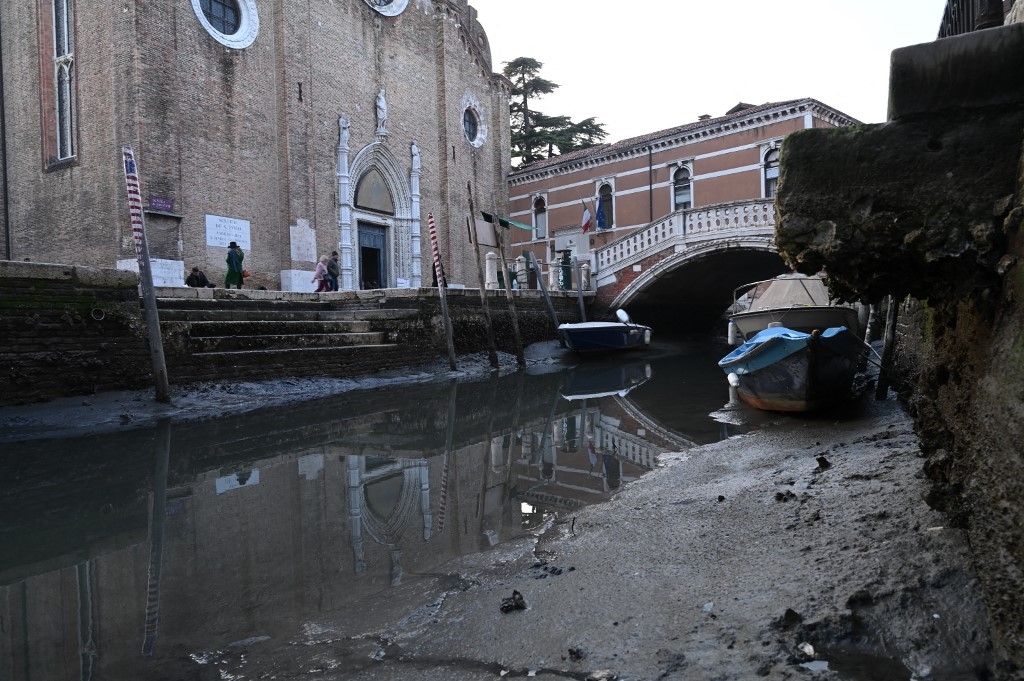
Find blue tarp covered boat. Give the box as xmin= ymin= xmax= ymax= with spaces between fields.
xmin=717 ymin=326 xmax=864 ymax=412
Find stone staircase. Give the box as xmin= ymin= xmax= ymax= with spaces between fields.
xmin=153 ymin=289 xmax=428 ymax=384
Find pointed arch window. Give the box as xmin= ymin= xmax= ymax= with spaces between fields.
xmin=764 ymin=148 xmax=780 ymax=199
xmin=43 ymin=0 xmax=76 ymax=164
xmin=673 ymin=167 xmax=692 ymax=210
xmin=533 ymin=196 xmax=547 ymax=239
xmin=355 ymin=168 xmax=395 ymax=214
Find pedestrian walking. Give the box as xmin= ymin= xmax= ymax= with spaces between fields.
xmin=326 ymin=251 xmax=341 ymax=291
xmin=225 ymin=242 xmax=245 ymax=289
xmin=312 ymin=255 xmax=331 ymax=292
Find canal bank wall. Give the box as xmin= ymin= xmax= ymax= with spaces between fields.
xmin=0 ymin=260 xmax=589 ymax=406
xmin=774 ymin=20 xmax=1024 ymax=674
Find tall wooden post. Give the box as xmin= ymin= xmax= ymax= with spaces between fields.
xmin=573 ymin=256 xmax=586 ymax=322
xmin=492 ymin=204 xmax=526 ymax=367
xmin=875 ymin=295 xmax=899 ymax=400
xmin=466 ymin=183 xmax=499 ymax=368
xmin=122 ymin=147 xmax=170 ymax=403
xmin=527 ymin=251 xmax=560 ymax=331
xmin=427 ymin=213 xmax=457 ymax=371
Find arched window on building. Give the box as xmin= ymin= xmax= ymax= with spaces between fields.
xmin=673 ymin=167 xmax=692 ymax=211
xmin=597 ymin=184 xmax=613 ymax=229
xmin=533 ymin=196 xmax=547 ymax=239
xmin=53 ymin=0 xmax=76 ymax=161
xmin=764 ymin=148 xmax=780 ymax=199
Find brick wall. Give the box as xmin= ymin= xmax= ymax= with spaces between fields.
xmin=0 ymin=262 xmax=153 ymax=405
xmin=0 ymin=262 xmax=583 ymax=406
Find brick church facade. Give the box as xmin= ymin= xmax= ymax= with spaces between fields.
xmin=0 ymin=0 xmax=510 ymax=290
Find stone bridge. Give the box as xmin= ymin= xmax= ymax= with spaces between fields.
xmin=592 ymin=199 xmax=790 ymax=332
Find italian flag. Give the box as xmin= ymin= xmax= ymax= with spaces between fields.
xmin=581 ymin=200 xmax=593 ymax=233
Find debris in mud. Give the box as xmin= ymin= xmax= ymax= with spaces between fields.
xmin=528 ymin=560 xmax=573 ymax=579
xmin=773 ymin=608 xmax=804 ymax=630
xmin=500 ymin=590 xmax=526 ymax=613
xmin=567 ymin=646 xmax=588 ymax=662
xmin=775 ymin=490 xmax=797 ymax=502
xmin=816 ymin=455 xmax=832 ymax=470
xmin=586 ymin=671 xmax=616 ymax=681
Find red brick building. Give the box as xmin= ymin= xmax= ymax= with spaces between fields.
xmin=507 ymin=99 xmax=858 ymax=274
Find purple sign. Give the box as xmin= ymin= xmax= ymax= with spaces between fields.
xmin=149 ymin=195 xmax=174 ymax=212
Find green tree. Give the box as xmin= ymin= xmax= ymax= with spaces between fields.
xmin=502 ymin=57 xmax=606 ymax=165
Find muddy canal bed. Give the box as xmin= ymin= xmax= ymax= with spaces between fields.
xmin=0 ymin=345 xmax=994 ymax=680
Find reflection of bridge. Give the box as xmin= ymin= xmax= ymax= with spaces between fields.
xmin=593 ymin=199 xmax=790 ymax=331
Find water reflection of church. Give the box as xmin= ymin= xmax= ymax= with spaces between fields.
xmin=0 ymin=372 xmax=696 ymax=677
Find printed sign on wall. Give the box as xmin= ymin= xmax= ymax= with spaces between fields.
xmin=205 ymin=214 xmax=251 ymax=250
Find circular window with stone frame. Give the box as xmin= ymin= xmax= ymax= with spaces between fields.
xmin=191 ymin=0 xmax=259 ymax=50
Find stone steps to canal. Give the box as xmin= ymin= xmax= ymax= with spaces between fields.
xmin=152 ymin=287 xmax=425 ymax=383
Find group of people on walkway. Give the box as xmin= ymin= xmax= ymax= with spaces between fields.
xmin=187 ymin=244 xmax=342 ymax=292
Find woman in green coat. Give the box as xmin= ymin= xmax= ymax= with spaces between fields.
xmin=225 ymin=241 xmax=245 ymax=289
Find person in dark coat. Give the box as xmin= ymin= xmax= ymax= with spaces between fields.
xmin=225 ymin=241 xmax=245 ymax=289
xmin=185 ymin=266 xmax=214 ymax=288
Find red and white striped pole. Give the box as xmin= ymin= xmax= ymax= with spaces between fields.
xmin=427 ymin=213 xmax=457 ymax=370
xmin=427 ymin=212 xmax=445 ymax=288
xmin=122 ymin=146 xmax=169 ymax=402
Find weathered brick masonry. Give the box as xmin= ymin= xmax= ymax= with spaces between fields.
xmin=1 ymin=262 xmax=584 ymax=406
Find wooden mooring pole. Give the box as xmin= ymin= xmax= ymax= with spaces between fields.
xmin=427 ymin=213 xmax=457 ymax=371
xmin=122 ymin=147 xmax=170 ymax=403
xmin=492 ymin=203 xmax=526 ymax=368
xmin=466 ymin=183 xmax=499 ymax=368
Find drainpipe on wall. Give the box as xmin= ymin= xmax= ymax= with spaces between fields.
xmin=648 ymin=146 xmax=653 ymax=223
xmin=0 ymin=12 xmax=11 ymax=261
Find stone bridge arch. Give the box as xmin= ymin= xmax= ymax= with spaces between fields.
xmin=600 ymin=236 xmax=788 ymax=333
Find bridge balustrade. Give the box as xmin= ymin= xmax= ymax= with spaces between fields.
xmin=594 ymin=199 xmax=776 ymax=279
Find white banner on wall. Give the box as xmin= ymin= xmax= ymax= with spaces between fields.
xmin=206 ymin=214 xmax=251 ymax=249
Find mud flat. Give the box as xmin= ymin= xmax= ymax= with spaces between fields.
xmin=185 ymin=393 xmax=994 ymax=681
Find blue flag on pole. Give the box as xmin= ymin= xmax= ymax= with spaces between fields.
xmin=596 ymin=200 xmax=606 ymax=229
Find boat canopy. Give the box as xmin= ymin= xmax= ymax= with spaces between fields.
xmin=745 ymin=275 xmax=831 ymax=311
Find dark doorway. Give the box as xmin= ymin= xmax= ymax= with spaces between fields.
xmin=359 ymin=223 xmax=387 ymax=289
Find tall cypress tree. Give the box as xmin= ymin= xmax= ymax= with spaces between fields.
xmin=502 ymin=57 xmax=607 ymax=166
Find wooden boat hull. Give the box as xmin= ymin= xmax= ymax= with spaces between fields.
xmin=718 ymin=326 xmax=863 ymax=412
xmin=558 ymin=321 xmax=652 ymax=354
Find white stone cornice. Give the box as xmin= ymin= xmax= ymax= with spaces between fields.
xmin=508 ymin=98 xmax=861 ymax=187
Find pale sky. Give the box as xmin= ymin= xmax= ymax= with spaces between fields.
xmin=469 ymin=0 xmax=949 ymax=143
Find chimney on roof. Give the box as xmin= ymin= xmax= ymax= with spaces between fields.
xmin=698 ymin=114 xmax=711 ymax=121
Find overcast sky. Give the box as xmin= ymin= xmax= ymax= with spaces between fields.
xmin=469 ymin=0 xmax=949 ymax=143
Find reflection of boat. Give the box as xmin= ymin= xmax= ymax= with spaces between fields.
xmin=560 ymin=361 xmax=653 ymax=401
xmin=717 ymin=326 xmax=865 ymax=412
xmin=727 ymin=273 xmax=861 ymax=344
xmin=558 ymin=309 xmax=653 ymax=354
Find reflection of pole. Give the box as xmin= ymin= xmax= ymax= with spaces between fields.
xmin=427 ymin=213 xmax=457 ymax=371
xmin=347 ymin=455 xmax=366 ymax=573
xmin=122 ymin=147 xmax=169 ymax=403
xmin=142 ymin=419 xmax=171 ymax=657
xmin=437 ymin=380 xmax=457 ymax=532
xmin=77 ymin=561 xmax=96 ymax=679
xmin=466 ymin=183 xmax=499 ymax=368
